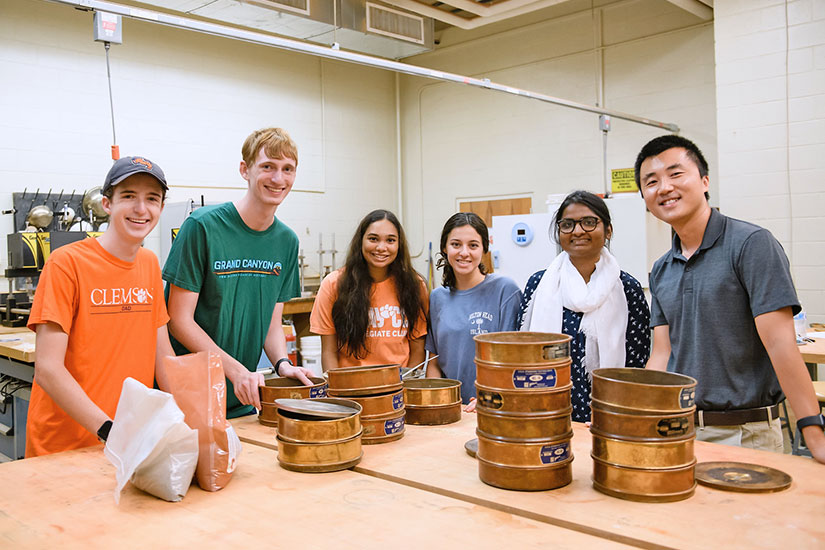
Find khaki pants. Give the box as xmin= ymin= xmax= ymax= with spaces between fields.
xmin=696 ymin=417 xmax=784 ymax=453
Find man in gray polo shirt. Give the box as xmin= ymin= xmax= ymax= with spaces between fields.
xmin=637 ymin=135 xmax=824 ymax=464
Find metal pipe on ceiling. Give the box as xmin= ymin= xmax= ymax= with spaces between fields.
xmin=47 ymin=0 xmax=679 ymax=133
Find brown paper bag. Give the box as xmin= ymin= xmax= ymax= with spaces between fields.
xmin=163 ymin=351 xmax=241 ymax=491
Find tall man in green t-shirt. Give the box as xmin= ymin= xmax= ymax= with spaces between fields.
xmin=163 ymin=128 xmax=314 ymax=418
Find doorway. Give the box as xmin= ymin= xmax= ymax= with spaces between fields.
xmin=457 ymin=197 xmax=532 ymax=272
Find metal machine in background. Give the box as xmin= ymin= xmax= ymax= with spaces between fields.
xmin=490 ymin=194 xmax=671 ymax=290
xmin=3 ymin=188 xmax=107 ymax=327
xmin=158 ymin=198 xmax=214 ymax=267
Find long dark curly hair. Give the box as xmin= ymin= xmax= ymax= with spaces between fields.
xmin=436 ymin=212 xmax=489 ymax=290
xmin=331 ymin=209 xmax=426 ymax=359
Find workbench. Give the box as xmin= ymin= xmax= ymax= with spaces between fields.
xmin=232 ymin=414 xmax=825 ymax=550
xmin=0 ymin=435 xmax=630 ymax=549
xmin=800 ymin=337 xmax=825 ymax=380
xmin=3 ymin=326 xmax=824 ymax=548
xmin=2 ymin=407 xmax=823 ymax=548
xmin=283 ymin=296 xmax=315 ymax=338
xmin=0 ymin=327 xmax=36 ymax=373
xmin=0 ymin=328 xmax=34 ymax=461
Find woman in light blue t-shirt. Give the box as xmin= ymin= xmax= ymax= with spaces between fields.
xmin=425 ymin=213 xmax=522 ymax=409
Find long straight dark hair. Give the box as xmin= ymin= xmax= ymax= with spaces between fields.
xmin=436 ymin=212 xmax=488 ymax=290
xmin=331 ymin=209 xmax=426 ymax=359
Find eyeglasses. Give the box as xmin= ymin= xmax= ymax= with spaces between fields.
xmin=557 ymin=216 xmax=600 ymax=234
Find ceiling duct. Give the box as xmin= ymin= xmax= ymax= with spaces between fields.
xmin=366 ymin=2 xmax=425 ymax=45
xmin=260 ymin=0 xmax=311 ymax=16
xmin=134 ymin=0 xmax=433 ymax=59
xmin=311 ymin=0 xmax=434 ymax=58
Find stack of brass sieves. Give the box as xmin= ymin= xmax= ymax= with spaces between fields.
xmin=590 ymin=368 xmax=698 ymax=502
xmin=327 ymin=364 xmax=406 ymax=444
xmin=473 ymin=332 xmax=574 ymax=491
xmin=276 ymin=398 xmax=363 ymax=472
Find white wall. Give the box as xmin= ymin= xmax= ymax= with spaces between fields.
xmin=399 ymin=0 xmax=717 ymax=280
xmin=0 ymin=0 xmax=399 ymax=282
xmin=715 ymin=0 xmax=825 ymax=322
xmin=6 ymin=0 xmax=820 ymax=323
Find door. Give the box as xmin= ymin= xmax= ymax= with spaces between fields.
xmin=458 ymin=197 xmax=532 ymax=272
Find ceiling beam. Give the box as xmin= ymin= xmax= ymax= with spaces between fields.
xmin=663 ymin=0 xmax=713 ymax=20
xmin=384 ymin=0 xmax=577 ymax=29
xmin=436 ymin=0 xmax=569 ymax=18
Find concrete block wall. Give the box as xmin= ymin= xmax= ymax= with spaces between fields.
xmin=715 ymin=0 xmax=825 ymax=322
xmin=0 ymin=0 xmax=399 ymax=283
xmin=399 ymin=0 xmax=717 ymax=279
xmin=5 ymin=0 xmax=820 ymax=323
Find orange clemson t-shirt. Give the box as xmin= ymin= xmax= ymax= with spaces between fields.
xmin=310 ymin=269 xmax=428 ymax=369
xmin=25 ymin=238 xmax=168 ymax=457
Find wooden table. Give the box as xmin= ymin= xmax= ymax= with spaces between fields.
xmin=232 ymin=414 xmax=825 ymax=550
xmin=0 ymin=438 xmax=629 ymax=549
xmin=800 ymin=337 xmax=825 ymax=364
xmin=0 ymin=328 xmax=35 ymax=363
xmin=799 ymin=337 xmax=825 ymax=381
xmin=0 ymin=328 xmax=35 ymax=460
xmin=283 ymin=296 xmax=315 ymax=338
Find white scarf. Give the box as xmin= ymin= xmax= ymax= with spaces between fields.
xmin=522 ymin=248 xmax=627 ymax=377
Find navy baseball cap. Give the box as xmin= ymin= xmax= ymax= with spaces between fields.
xmin=103 ymin=156 xmax=168 ymax=194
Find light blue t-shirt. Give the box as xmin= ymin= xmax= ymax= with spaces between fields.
xmin=425 ymin=274 xmax=522 ymax=404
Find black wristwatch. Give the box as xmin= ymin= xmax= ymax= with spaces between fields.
xmin=274 ymin=358 xmax=293 ymax=376
xmin=97 ymin=420 xmax=113 ymax=443
xmin=797 ymin=413 xmax=825 ymax=430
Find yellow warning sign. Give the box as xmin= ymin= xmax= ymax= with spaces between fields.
xmin=611 ymin=168 xmax=638 ymax=193
xmin=171 ymin=228 xmax=180 ymax=241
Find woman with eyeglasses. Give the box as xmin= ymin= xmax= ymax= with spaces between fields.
xmin=518 ymin=190 xmax=650 ymax=422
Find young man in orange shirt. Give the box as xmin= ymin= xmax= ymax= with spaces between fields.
xmin=25 ymin=156 xmax=174 ymax=457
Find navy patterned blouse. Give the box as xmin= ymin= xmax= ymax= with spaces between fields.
xmin=517 ymin=270 xmax=651 ymax=422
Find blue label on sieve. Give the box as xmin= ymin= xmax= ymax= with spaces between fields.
xmin=392 ymin=393 xmax=404 ymax=410
xmin=384 ymin=417 xmax=405 ymax=435
xmin=512 ymin=368 xmax=557 ymax=389
xmin=310 ymin=385 xmax=328 ymax=398
xmin=539 ymin=442 xmax=570 ymax=464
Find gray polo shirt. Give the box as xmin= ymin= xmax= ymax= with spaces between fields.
xmin=649 ymin=208 xmax=800 ymax=411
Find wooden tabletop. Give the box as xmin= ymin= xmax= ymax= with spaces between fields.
xmin=0 ymin=328 xmax=35 ymax=363
xmin=282 ymin=296 xmax=315 ymax=315
xmin=232 ymin=414 xmax=825 ymax=550
xmin=800 ymin=336 xmax=825 ymax=364
xmin=0 ymin=438 xmax=629 ymax=549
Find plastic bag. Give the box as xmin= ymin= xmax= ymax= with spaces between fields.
xmin=163 ymin=351 xmax=241 ymax=491
xmin=104 ymin=377 xmax=199 ymax=503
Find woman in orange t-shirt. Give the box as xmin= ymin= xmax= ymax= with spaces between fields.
xmin=310 ymin=209 xmax=427 ymax=371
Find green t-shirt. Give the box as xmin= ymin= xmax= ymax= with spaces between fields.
xmin=162 ymin=202 xmax=300 ymax=418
